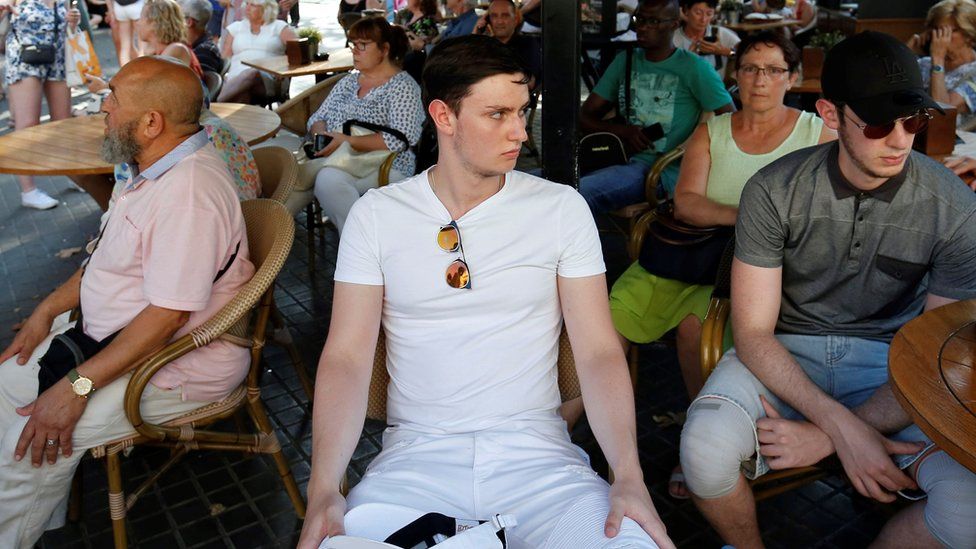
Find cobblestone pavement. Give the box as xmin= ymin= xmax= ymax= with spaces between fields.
xmin=0 ymin=3 xmax=899 ymax=547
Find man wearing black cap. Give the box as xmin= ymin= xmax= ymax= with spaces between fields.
xmin=678 ymin=31 xmax=976 ymax=546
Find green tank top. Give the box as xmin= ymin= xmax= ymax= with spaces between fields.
xmin=704 ymin=110 xmax=823 ymax=207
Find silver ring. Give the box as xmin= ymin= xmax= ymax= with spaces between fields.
xmin=46 ymin=439 xmax=57 ymax=447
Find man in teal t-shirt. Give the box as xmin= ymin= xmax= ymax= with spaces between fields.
xmin=579 ymin=0 xmax=733 ymax=215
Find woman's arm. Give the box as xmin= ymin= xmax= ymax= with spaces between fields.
xmin=673 ymin=122 xmax=738 ymax=227
xmin=279 ymin=22 xmax=297 ymax=45
xmin=220 ymin=29 xmax=234 ymax=59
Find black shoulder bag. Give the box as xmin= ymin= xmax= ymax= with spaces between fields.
xmin=637 ymin=200 xmax=733 ymax=286
xmin=18 ymin=1 xmax=60 ymax=65
xmin=579 ymin=47 xmax=632 ymax=175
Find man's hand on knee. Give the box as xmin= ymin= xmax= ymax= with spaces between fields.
xmin=0 ymin=306 xmax=56 ymax=365
xmin=14 ymin=382 xmax=86 ymax=466
xmin=605 ymin=477 xmax=675 ymax=549
xmin=757 ymin=396 xmax=834 ymax=469
xmin=823 ymin=410 xmax=926 ymax=503
xmin=297 ymin=491 xmax=347 ymax=549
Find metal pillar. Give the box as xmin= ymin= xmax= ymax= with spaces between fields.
xmin=540 ymin=0 xmax=581 ymax=186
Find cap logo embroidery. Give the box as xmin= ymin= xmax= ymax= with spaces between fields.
xmin=882 ymin=58 xmax=908 ymax=85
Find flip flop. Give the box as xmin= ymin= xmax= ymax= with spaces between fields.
xmin=668 ymin=469 xmax=690 ymax=500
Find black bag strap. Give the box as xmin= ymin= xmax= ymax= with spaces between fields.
xmin=342 ymin=119 xmax=411 ymax=151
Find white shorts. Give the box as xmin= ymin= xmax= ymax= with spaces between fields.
xmin=112 ymin=0 xmax=145 ymax=22
xmin=347 ymin=421 xmax=657 ymax=549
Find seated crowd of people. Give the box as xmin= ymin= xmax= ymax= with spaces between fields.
xmin=2 ymin=0 xmax=976 ymax=547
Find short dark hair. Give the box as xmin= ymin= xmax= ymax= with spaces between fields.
xmin=639 ymin=0 xmax=680 ymax=11
xmin=422 ymin=35 xmax=531 ymax=114
xmin=348 ymin=16 xmax=409 ymax=67
xmin=734 ymin=30 xmax=801 ymax=73
xmin=679 ymin=0 xmax=717 ymax=10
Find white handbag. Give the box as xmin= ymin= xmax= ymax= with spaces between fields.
xmin=296 ymin=120 xmax=411 ymax=190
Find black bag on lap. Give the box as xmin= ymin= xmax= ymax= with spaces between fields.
xmin=638 ymin=200 xmax=733 ymax=286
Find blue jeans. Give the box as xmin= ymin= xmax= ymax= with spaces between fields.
xmin=692 ymin=334 xmax=932 ymax=478
xmin=577 ymin=158 xmax=678 ymax=216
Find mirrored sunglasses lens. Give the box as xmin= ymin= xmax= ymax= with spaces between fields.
xmin=437 ymin=225 xmax=460 ymax=252
xmin=445 ymin=259 xmax=470 ymax=289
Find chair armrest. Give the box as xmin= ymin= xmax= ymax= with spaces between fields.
xmin=122 ymin=334 xmax=202 ymax=442
xmin=378 ymin=151 xmax=399 ymax=187
xmin=627 ymin=209 xmax=657 ymax=262
xmin=643 ymin=145 xmax=685 ymax=205
xmin=699 ymin=296 xmax=730 ymax=380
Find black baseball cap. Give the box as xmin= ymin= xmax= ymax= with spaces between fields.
xmin=821 ymin=31 xmax=944 ymax=125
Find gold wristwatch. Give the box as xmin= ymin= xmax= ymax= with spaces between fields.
xmin=67 ymin=369 xmax=95 ymax=399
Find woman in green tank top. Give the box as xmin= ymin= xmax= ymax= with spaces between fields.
xmin=607 ymin=31 xmax=836 ymax=499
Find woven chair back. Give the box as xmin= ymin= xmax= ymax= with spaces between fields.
xmin=365 ymin=327 xmax=581 ymax=421
xmin=253 ymin=146 xmax=298 ymax=203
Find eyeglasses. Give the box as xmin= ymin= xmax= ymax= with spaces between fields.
xmin=633 ymin=15 xmax=677 ymax=27
xmin=437 ymin=221 xmax=471 ymax=289
xmin=845 ymin=108 xmax=933 ymax=139
xmin=688 ymin=8 xmax=715 ymax=18
xmin=349 ymin=40 xmax=374 ymax=51
xmin=738 ymin=65 xmax=790 ymax=78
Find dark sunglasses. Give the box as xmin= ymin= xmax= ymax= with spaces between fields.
xmin=846 ymin=108 xmax=933 ymax=140
xmin=437 ymin=221 xmax=471 ymax=290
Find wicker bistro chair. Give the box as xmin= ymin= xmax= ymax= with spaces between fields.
xmin=250 ymin=147 xmax=316 ymax=400
xmin=275 ymin=75 xmax=400 ymax=280
xmin=87 ymin=199 xmax=305 ymax=548
xmin=340 ymin=327 xmax=583 ymax=495
xmin=698 ymin=236 xmax=829 ymax=501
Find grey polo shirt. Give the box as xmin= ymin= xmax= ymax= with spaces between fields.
xmin=735 ymin=142 xmax=976 ymax=341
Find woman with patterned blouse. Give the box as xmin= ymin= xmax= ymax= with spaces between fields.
xmin=307 ymin=17 xmax=424 ymax=234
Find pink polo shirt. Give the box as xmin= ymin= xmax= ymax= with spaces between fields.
xmin=80 ymin=137 xmax=255 ymax=402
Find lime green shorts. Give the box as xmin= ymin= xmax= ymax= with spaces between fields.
xmin=610 ymin=261 xmax=729 ymax=346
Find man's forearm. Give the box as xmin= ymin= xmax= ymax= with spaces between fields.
xmin=736 ymin=332 xmax=849 ymax=431
xmin=75 ymin=304 xmax=189 ymax=390
xmin=576 ymin=349 xmax=643 ymax=479
xmin=852 ymin=383 xmax=913 ymax=434
xmin=306 ymin=349 xmax=372 ymax=502
xmin=37 ymin=268 xmax=84 ymax=321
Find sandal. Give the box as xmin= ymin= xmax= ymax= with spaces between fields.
xmin=668 ymin=466 xmax=690 ymax=500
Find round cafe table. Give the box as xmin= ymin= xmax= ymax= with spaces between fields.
xmin=0 ymin=103 xmax=281 ymax=176
xmin=889 ymin=299 xmax=976 ymax=473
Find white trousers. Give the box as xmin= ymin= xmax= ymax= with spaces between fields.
xmin=0 ymin=313 xmax=205 ymax=549
xmin=313 ymin=166 xmax=406 ymax=234
xmin=346 ymin=421 xmax=657 ymax=549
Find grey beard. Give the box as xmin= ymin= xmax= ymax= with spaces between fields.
xmin=100 ymin=121 xmax=142 ymax=165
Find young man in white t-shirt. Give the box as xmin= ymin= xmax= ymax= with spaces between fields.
xmin=297 ymin=36 xmax=674 ymax=549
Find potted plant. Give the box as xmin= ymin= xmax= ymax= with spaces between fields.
xmin=297 ymin=26 xmax=324 ymax=61
xmin=803 ymin=30 xmax=845 ymax=80
xmin=719 ymin=0 xmax=740 ymax=25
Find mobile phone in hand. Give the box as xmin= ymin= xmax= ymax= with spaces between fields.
xmin=642 ymin=123 xmax=664 ymax=142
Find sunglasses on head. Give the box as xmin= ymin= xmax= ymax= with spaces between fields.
xmin=841 ymin=105 xmax=933 ymax=139
xmin=437 ymin=221 xmax=471 ymax=290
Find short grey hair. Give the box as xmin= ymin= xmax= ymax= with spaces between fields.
xmin=462 ymin=0 xmax=478 ymax=7
xmin=181 ymin=0 xmax=212 ymax=28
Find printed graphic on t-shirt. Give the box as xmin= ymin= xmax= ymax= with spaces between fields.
xmin=618 ymin=71 xmax=677 ymax=151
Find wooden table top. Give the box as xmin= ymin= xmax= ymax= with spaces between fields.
xmin=726 ymin=18 xmax=801 ymax=32
xmin=242 ymin=48 xmax=354 ymax=78
xmin=789 ymin=77 xmax=821 ymax=95
xmin=890 ymin=299 xmax=976 ymax=473
xmin=0 ymin=103 xmax=280 ymax=176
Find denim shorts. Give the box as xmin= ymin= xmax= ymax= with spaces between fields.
xmin=690 ymin=334 xmax=933 ymax=480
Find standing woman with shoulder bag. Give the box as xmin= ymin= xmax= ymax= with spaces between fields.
xmin=2 ymin=0 xmax=80 ymax=210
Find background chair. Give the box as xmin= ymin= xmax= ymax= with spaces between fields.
xmin=203 ymin=70 xmax=223 ymax=102
xmin=610 ymin=145 xmax=686 ymax=243
xmin=274 ymin=75 xmax=399 ymax=279
xmin=699 ymin=236 xmax=829 ymax=501
xmin=87 ymin=199 xmax=305 ymax=547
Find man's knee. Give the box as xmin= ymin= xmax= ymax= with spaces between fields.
xmin=918 ymin=451 xmax=976 ymax=547
xmin=680 ymin=397 xmax=755 ymax=499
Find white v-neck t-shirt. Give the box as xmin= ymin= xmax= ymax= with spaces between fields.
xmin=335 ymin=169 xmax=605 ymax=435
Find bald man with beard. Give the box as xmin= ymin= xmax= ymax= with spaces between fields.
xmin=0 ymin=57 xmax=254 ymax=548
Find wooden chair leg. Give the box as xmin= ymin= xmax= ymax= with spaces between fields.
xmin=246 ymin=395 xmax=307 ymax=517
xmin=305 ymin=202 xmax=316 ymax=282
xmin=270 ymin=304 xmax=315 ymax=402
xmin=105 ymin=452 xmax=128 ymax=549
xmin=628 ymin=345 xmax=639 ymax=391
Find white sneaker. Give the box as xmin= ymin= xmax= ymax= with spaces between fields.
xmin=21 ymin=189 xmax=59 ymax=210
